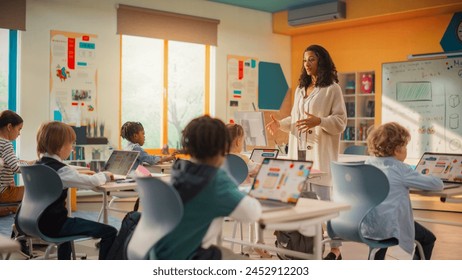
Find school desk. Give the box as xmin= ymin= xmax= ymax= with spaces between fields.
xmin=94 ymin=174 xmax=170 ymax=224
xmin=411 ymin=186 xmax=462 ymax=227
xmin=222 ymin=198 xmax=350 ymax=260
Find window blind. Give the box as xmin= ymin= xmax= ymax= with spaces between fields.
xmin=117 ymin=4 xmax=220 ymax=46
xmin=0 ymin=0 xmax=26 ymax=31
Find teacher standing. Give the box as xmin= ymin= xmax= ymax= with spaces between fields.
xmin=266 ymin=45 xmax=347 ymax=260
xmin=267 ymin=44 xmax=346 ymax=186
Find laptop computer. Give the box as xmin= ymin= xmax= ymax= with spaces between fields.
xmin=104 ymin=150 xmax=140 ymax=181
xmin=249 ymin=148 xmax=279 ymax=163
xmin=249 ymin=158 xmax=313 ymax=212
xmin=414 ymin=152 xmax=462 ymax=189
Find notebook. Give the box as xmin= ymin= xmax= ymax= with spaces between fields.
xmin=249 ymin=158 xmax=313 ymax=212
xmin=414 ymin=152 xmax=462 ymax=189
xmin=104 ymin=150 xmax=140 ymax=180
xmin=249 ymin=148 xmax=279 ymax=163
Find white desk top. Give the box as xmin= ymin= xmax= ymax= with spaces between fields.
xmin=410 ymin=185 xmax=462 ymax=198
xmin=95 ymin=174 xmax=170 ymax=192
xmin=259 ymin=198 xmax=350 ymax=224
xmin=338 ymin=154 xmax=370 ymax=162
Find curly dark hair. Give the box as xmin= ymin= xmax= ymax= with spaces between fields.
xmin=298 ymin=44 xmax=338 ymax=89
xmin=367 ymin=122 xmax=410 ymax=157
xmin=182 ymin=115 xmax=230 ymax=160
xmin=121 ymin=121 xmax=143 ymax=142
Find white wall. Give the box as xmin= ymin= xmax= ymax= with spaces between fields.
xmin=19 ymin=0 xmax=290 ymax=159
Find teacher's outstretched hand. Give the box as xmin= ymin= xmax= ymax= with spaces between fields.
xmin=266 ymin=114 xmax=280 ymax=136
xmin=296 ymin=111 xmax=321 ymax=133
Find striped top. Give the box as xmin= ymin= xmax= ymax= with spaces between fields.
xmin=0 ymin=138 xmax=20 ymax=192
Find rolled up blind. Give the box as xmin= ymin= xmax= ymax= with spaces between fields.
xmin=117 ymin=4 xmax=220 ymax=46
xmin=0 ymin=0 xmax=26 ymax=31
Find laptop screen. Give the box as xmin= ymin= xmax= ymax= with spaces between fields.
xmin=415 ymin=152 xmax=462 ymax=184
xmin=249 ymin=158 xmax=313 ymax=204
xmin=250 ymin=148 xmax=279 ymax=163
xmin=104 ymin=150 xmax=140 ymax=176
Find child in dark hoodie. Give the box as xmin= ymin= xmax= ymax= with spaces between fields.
xmin=154 ymin=115 xmax=261 ymax=260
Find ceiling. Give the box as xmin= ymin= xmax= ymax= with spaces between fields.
xmin=207 ymin=0 xmax=334 ymax=13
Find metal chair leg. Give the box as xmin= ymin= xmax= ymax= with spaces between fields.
xmin=415 ymin=241 xmax=425 ymax=260
xmin=368 ymin=247 xmax=380 ymax=260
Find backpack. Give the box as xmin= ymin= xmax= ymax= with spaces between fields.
xmin=274 ymin=190 xmax=321 ymax=260
xmin=106 ymin=211 xmax=141 ymax=260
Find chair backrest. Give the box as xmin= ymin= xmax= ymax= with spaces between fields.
xmin=18 ymin=165 xmax=65 ymax=241
xmin=343 ymin=145 xmax=368 ymax=155
xmin=221 ymin=154 xmax=248 ymax=185
xmin=127 ymin=177 xmax=183 ymax=260
xmin=328 ymin=162 xmax=390 ymax=245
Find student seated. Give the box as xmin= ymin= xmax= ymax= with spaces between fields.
xmin=120 ymin=121 xmax=176 ymax=170
xmin=155 ymin=115 xmax=262 ymax=260
xmin=35 ymin=121 xmax=117 ymax=260
xmin=0 ymin=110 xmax=35 ymax=216
xmin=364 ymin=122 xmax=443 ymax=260
xmin=226 ymin=123 xmax=259 ymax=178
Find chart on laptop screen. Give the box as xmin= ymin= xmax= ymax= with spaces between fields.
xmin=415 ymin=153 xmax=462 ymax=183
xmin=251 ymin=159 xmax=313 ymax=203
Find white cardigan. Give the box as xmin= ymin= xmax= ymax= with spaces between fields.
xmin=279 ymin=83 xmax=347 ymax=186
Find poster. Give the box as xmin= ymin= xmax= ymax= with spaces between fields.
xmin=226 ymin=55 xmax=258 ymax=123
xmin=50 ymin=30 xmax=98 ymax=126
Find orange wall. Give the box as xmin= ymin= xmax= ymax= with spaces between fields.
xmin=290 ymin=13 xmax=453 ymax=124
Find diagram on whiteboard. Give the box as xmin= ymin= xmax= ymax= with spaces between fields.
xmin=382 ymin=58 xmax=462 ymax=159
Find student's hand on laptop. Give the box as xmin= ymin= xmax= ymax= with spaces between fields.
xmin=102 ymin=171 xmax=114 ymax=181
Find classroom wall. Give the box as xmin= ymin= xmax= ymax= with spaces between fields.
xmin=280 ymin=0 xmax=460 ymax=127
xmin=18 ymin=0 xmax=291 ymax=159
xmin=289 ymin=13 xmax=454 ymax=126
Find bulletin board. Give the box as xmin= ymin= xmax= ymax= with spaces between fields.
xmin=50 ymin=30 xmax=98 ymax=126
xmin=226 ymin=55 xmax=258 ymax=123
xmin=382 ymin=57 xmax=462 ymax=159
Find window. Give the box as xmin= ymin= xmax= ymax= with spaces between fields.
xmin=0 ymin=28 xmax=18 ymax=112
xmin=121 ymin=35 xmax=212 ymax=150
xmin=0 ymin=28 xmax=10 ymax=110
xmin=167 ymin=41 xmax=206 ymax=149
xmin=0 ymin=28 xmax=20 ymax=183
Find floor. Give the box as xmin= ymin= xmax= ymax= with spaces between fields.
xmin=6 ymin=193 xmax=462 ymax=260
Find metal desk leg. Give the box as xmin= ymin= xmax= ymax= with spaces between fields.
xmin=102 ymin=191 xmax=108 ymax=224
xmin=313 ymin=224 xmax=322 ymax=260
xmin=67 ymin=188 xmax=72 ymax=216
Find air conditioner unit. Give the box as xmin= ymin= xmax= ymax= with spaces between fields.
xmin=288 ymin=1 xmax=346 ymax=26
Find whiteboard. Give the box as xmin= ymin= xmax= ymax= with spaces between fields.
xmin=382 ymin=58 xmax=462 ymax=159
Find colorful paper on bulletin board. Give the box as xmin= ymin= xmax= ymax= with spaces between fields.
xmin=50 ymin=30 xmax=98 ymax=127
xmin=226 ymin=55 xmax=258 ymax=123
